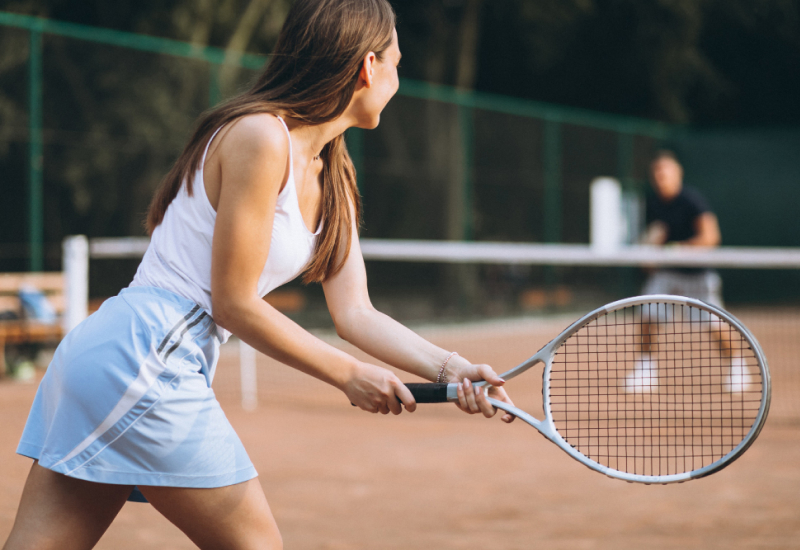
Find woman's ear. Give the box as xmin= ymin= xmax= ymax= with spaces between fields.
xmin=359 ymin=51 xmax=377 ymax=88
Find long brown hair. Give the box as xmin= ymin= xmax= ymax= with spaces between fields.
xmin=146 ymin=0 xmax=396 ymax=283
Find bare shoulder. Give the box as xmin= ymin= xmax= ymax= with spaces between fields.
xmin=217 ymin=113 xmax=289 ymax=165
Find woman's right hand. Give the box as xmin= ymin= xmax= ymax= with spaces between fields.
xmin=344 ymin=362 xmax=417 ymax=415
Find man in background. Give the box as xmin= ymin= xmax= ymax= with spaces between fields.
xmin=640 ymin=149 xmax=722 ymax=303
xmin=626 ymin=150 xmax=748 ymax=393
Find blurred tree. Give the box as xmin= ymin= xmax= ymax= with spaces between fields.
xmin=0 ymin=0 xmax=289 ymax=270
xmin=392 ymin=0 xmax=487 ymax=244
xmin=466 ymin=0 xmax=800 ymax=124
xmin=391 ymin=0 xmax=489 ymax=303
xmin=698 ymin=0 xmax=800 ymax=124
xmin=392 ymin=0 xmax=800 ymax=124
xmin=0 ymin=0 xmax=798 ymax=272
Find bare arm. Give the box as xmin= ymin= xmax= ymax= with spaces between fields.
xmin=642 ymin=213 xmax=720 ymax=248
xmin=323 ymin=215 xmax=515 ymax=422
xmin=641 ymin=221 xmax=668 ymax=245
xmin=683 ymin=212 xmax=721 ymax=247
xmin=209 ymin=115 xmax=414 ymax=414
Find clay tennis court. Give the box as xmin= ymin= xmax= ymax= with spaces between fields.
xmin=0 ymin=308 xmax=798 ymax=549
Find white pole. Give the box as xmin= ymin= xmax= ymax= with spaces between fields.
xmin=62 ymin=235 xmax=89 ymax=333
xmin=239 ymin=339 xmax=258 ymax=410
xmin=590 ymin=177 xmax=624 ymax=252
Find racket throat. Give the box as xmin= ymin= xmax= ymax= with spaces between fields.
xmin=486 ymin=397 xmax=549 ymax=434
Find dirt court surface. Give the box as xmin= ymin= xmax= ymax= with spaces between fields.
xmin=0 ymin=310 xmax=798 ymax=549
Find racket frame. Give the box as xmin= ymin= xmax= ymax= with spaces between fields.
xmin=460 ymin=294 xmax=771 ymax=484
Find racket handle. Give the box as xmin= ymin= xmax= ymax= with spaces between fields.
xmin=349 ymin=383 xmax=455 ymax=407
xmin=404 ymin=383 xmax=452 ymax=403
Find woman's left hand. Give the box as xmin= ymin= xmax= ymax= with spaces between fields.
xmin=447 ymin=362 xmax=516 ymax=423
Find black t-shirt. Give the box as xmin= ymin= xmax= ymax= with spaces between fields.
xmin=646 ymin=186 xmax=711 ymax=243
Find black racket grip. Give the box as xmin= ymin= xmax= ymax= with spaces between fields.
xmin=349 ymin=383 xmax=451 ymax=407
xmin=404 ymin=383 xmax=450 ymax=403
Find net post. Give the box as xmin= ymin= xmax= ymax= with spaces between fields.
xmin=590 ymin=177 xmax=624 ymax=252
xmin=239 ymin=339 xmax=258 ymax=410
xmin=62 ymin=235 xmax=89 ymax=333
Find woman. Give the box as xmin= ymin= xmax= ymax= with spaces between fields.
xmin=4 ymin=1 xmax=513 ymax=548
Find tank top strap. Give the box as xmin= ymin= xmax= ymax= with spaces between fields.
xmin=201 ymin=126 xmax=225 ymax=168
xmin=201 ymin=116 xmax=291 ymax=170
xmin=275 ymin=115 xmax=294 ymax=165
xmin=274 ymin=116 xmax=294 ymax=182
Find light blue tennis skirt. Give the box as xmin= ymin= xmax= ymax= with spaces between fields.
xmin=17 ymin=286 xmax=257 ymax=502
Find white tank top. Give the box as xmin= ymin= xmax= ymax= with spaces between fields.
xmin=131 ymin=116 xmax=322 ymax=342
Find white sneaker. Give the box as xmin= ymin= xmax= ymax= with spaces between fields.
xmin=626 ymin=355 xmax=658 ymax=393
xmin=724 ymin=356 xmax=752 ymax=393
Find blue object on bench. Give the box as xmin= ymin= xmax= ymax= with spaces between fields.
xmin=18 ymin=286 xmax=58 ymax=324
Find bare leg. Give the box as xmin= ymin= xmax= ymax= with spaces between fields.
xmin=640 ymin=321 xmax=659 ymax=354
xmin=710 ymin=325 xmax=734 ymax=358
xmin=709 ymin=320 xmax=752 ymax=392
xmin=140 ymin=478 xmax=282 ymax=550
xmin=3 ymin=462 xmax=131 ymax=550
xmin=626 ymin=321 xmax=661 ymax=393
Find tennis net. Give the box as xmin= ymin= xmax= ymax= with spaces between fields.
xmin=77 ymin=236 xmax=800 ymax=424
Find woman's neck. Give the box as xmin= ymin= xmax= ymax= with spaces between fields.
xmin=284 ymin=115 xmax=355 ymax=162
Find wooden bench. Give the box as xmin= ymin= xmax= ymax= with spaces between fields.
xmin=0 ymin=272 xmax=65 ymax=375
xmin=0 ymin=272 xmax=305 ymax=375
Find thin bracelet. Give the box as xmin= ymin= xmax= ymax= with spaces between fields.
xmin=436 ymin=352 xmax=458 ymax=383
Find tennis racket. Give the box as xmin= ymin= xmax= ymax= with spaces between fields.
xmin=405 ymin=295 xmax=771 ymax=484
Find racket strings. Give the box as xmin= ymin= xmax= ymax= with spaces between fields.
xmin=548 ymin=303 xmax=763 ymax=477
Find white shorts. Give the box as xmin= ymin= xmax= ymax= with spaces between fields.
xmin=640 ymin=270 xmax=723 ymax=325
xmin=17 ymin=286 xmax=257 ymax=502
xmin=642 ymin=269 xmax=723 ymax=307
